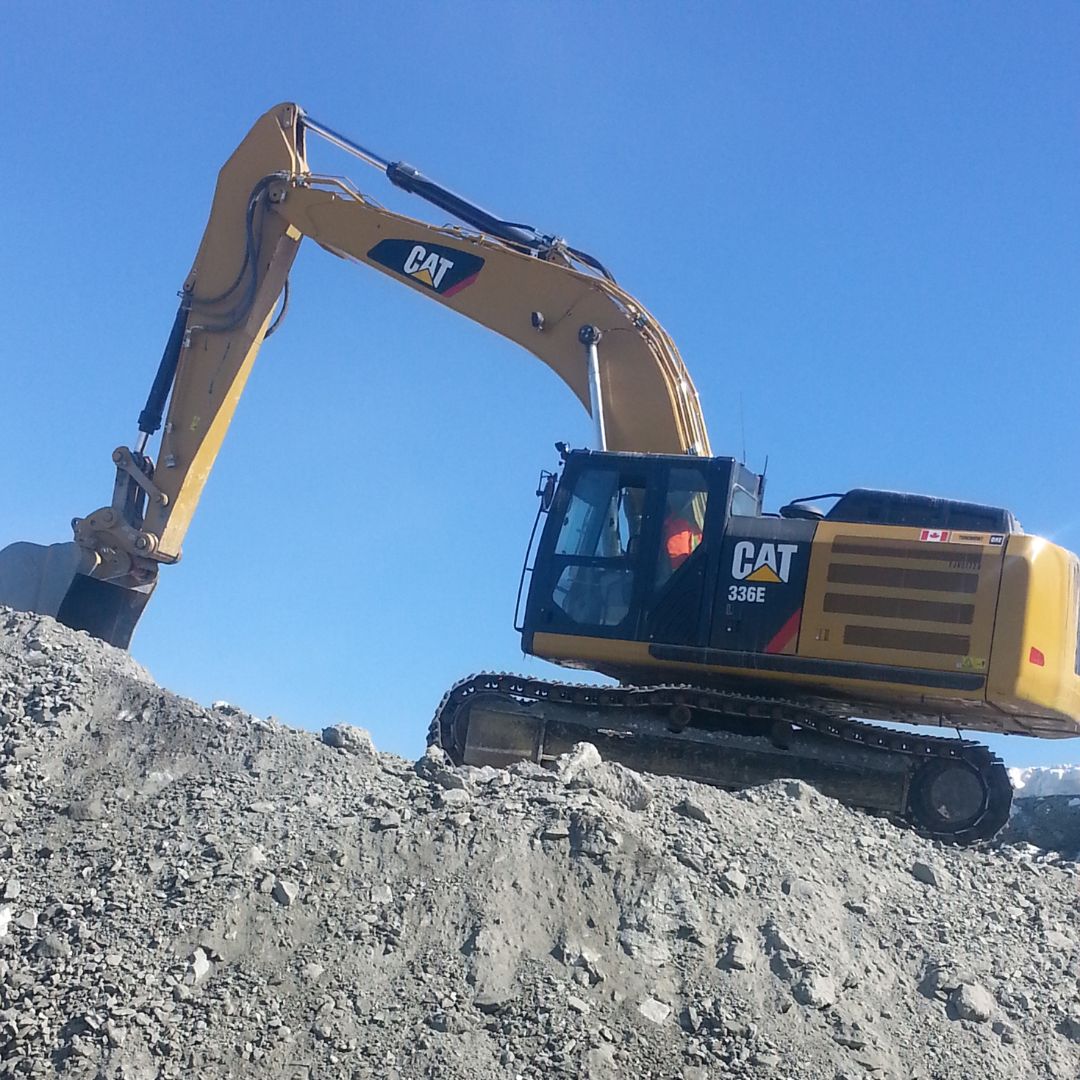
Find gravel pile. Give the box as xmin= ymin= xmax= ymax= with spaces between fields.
xmin=2 ymin=607 xmax=1079 ymax=1079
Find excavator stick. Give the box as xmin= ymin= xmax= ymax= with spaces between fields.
xmin=0 ymin=541 xmax=154 ymax=649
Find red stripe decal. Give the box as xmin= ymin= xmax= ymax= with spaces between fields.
xmin=442 ymin=272 xmax=479 ymax=298
xmin=765 ymin=607 xmax=802 ymax=655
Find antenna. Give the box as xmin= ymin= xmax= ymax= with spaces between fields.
xmin=739 ymin=393 xmax=747 ymax=464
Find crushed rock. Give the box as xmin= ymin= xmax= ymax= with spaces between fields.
xmin=0 ymin=607 xmax=1078 ymax=1078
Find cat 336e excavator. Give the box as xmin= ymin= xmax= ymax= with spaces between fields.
xmin=2 ymin=104 xmax=1079 ymax=844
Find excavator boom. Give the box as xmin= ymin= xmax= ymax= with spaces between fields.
xmin=0 ymin=103 xmax=709 ymax=646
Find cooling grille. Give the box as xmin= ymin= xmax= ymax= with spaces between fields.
xmin=825 ymin=536 xmax=986 ymax=659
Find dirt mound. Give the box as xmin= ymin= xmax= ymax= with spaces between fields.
xmin=1 ymin=608 xmax=1078 ymax=1079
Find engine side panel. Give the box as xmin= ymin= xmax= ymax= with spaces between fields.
xmin=986 ymin=535 xmax=1080 ymax=734
xmin=798 ymin=521 xmax=1002 ymax=699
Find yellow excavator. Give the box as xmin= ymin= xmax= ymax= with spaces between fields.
xmin=3 ymin=103 xmax=1079 ymax=843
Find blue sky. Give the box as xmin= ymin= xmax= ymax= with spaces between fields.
xmin=3 ymin=4 xmax=1079 ymax=767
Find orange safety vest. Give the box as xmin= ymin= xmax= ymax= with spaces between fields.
xmin=663 ymin=515 xmax=702 ymax=569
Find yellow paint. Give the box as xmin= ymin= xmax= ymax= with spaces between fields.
xmin=986 ymin=536 xmax=1080 ymax=729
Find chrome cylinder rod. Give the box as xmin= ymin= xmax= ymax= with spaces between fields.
xmin=580 ymin=324 xmax=607 ymax=450
xmin=302 ymin=114 xmax=390 ymax=171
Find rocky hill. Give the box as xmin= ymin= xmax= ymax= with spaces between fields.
xmin=1 ymin=607 xmax=1078 ymax=1079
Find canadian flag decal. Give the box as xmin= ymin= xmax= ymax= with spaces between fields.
xmin=919 ymin=529 xmax=951 ymax=543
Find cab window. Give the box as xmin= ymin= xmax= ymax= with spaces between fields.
xmin=656 ymin=468 xmax=709 ymax=592
xmin=552 ymin=470 xmax=646 ymax=628
xmin=555 ymin=470 xmax=643 ymax=558
xmin=732 ymin=485 xmax=758 ymax=517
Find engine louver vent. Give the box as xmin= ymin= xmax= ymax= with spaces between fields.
xmin=824 ymin=536 xmax=987 ymax=661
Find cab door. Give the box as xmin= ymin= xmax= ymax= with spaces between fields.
xmin=525 ymin=460 xmax=655 ymax=641
xmin=643 ymin=464 xmax=718 ymax=647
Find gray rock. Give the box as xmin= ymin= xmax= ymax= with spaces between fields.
xmin=434 ymin=768 xmax=468 ymax=791
xmin=67 ymin=798 xmax=105 ymax=822
xmin=557 ymin=744 xmax=654 ymax=810
xmin=1059 ymin=1015 xmax=1080 ymax=1042
xmin=950 ymin=983 xmax=995 ymax=1023
xmin=911 ymin=861 xmax=945 ymax=887
xmin=242 ymin=845 xmax=266 ymax=869
xmin=677 ymin=797 xmax=712 ymax=824
xmin=439 ymin=787 xmax=471 ymax=807
xmin=793 ymin=969 xmax=836 ymax=1009
xmin=1002 ymin=793 xmax=1080 ymax=853
xmin=190 ymin=947 xmax=211 ymax=983
xmin=474 ymin=988 xmax=515 ymax=1014
xmin=414 ymin=744 xmax=453 ymax=781
xmin=321 ymin=724 xmax=377 ymax=758
xmin=921 ymin=960 xmax=970 ymax=999
xmin=272 ymin=879 xmax=300 ymax=906
xmin=721 ymin=933 xmax=754 ymax=971
xmin=588 ymin=1046 xmax=618 ymax=1073
xmin=995 ymin=1020 xmax=1019 ymax=1044
xmin=556 ymin=742 xmax=602 ymax=781
xmin=781 ymin=779 xmax=818 ymax=801
xmin=596 ymin=763 xmax=654 ymax=811
xmin=719 ymin=867 xmax=748 ymax=894
xmin=508 ymin=760 xmax=560 ymax=784
xmin=34 ymin=932 xmax=71 ymax=958
xmin=540 ymin=821 xmax=571 ymax=840
xmin=637 ymin=997 xmax=672 ymax=1024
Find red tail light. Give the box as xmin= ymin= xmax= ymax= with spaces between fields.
xmin=1029 ymin=646 xmax=1045 ymax=667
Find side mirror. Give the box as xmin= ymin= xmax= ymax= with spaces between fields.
xmin=536 ymin=470 xmax=557 ymax=512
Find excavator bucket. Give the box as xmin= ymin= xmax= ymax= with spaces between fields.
xmin=0 ymin=541 xmax=154 ymax=649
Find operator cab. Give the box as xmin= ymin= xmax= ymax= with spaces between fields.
xmin=521 ymin=449 xmax=800 ymax=678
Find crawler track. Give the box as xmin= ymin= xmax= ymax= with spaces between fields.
xmin=430 ymin=672 xmax=1013 ymax=844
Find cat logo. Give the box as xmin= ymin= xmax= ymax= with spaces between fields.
xmin=403 ymin=244 xmax=455 ymax=289
xmin=366 ymin=238 xmax=484 ymax=297
xmin=731 ymin=541 xmax=799 ymax=584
